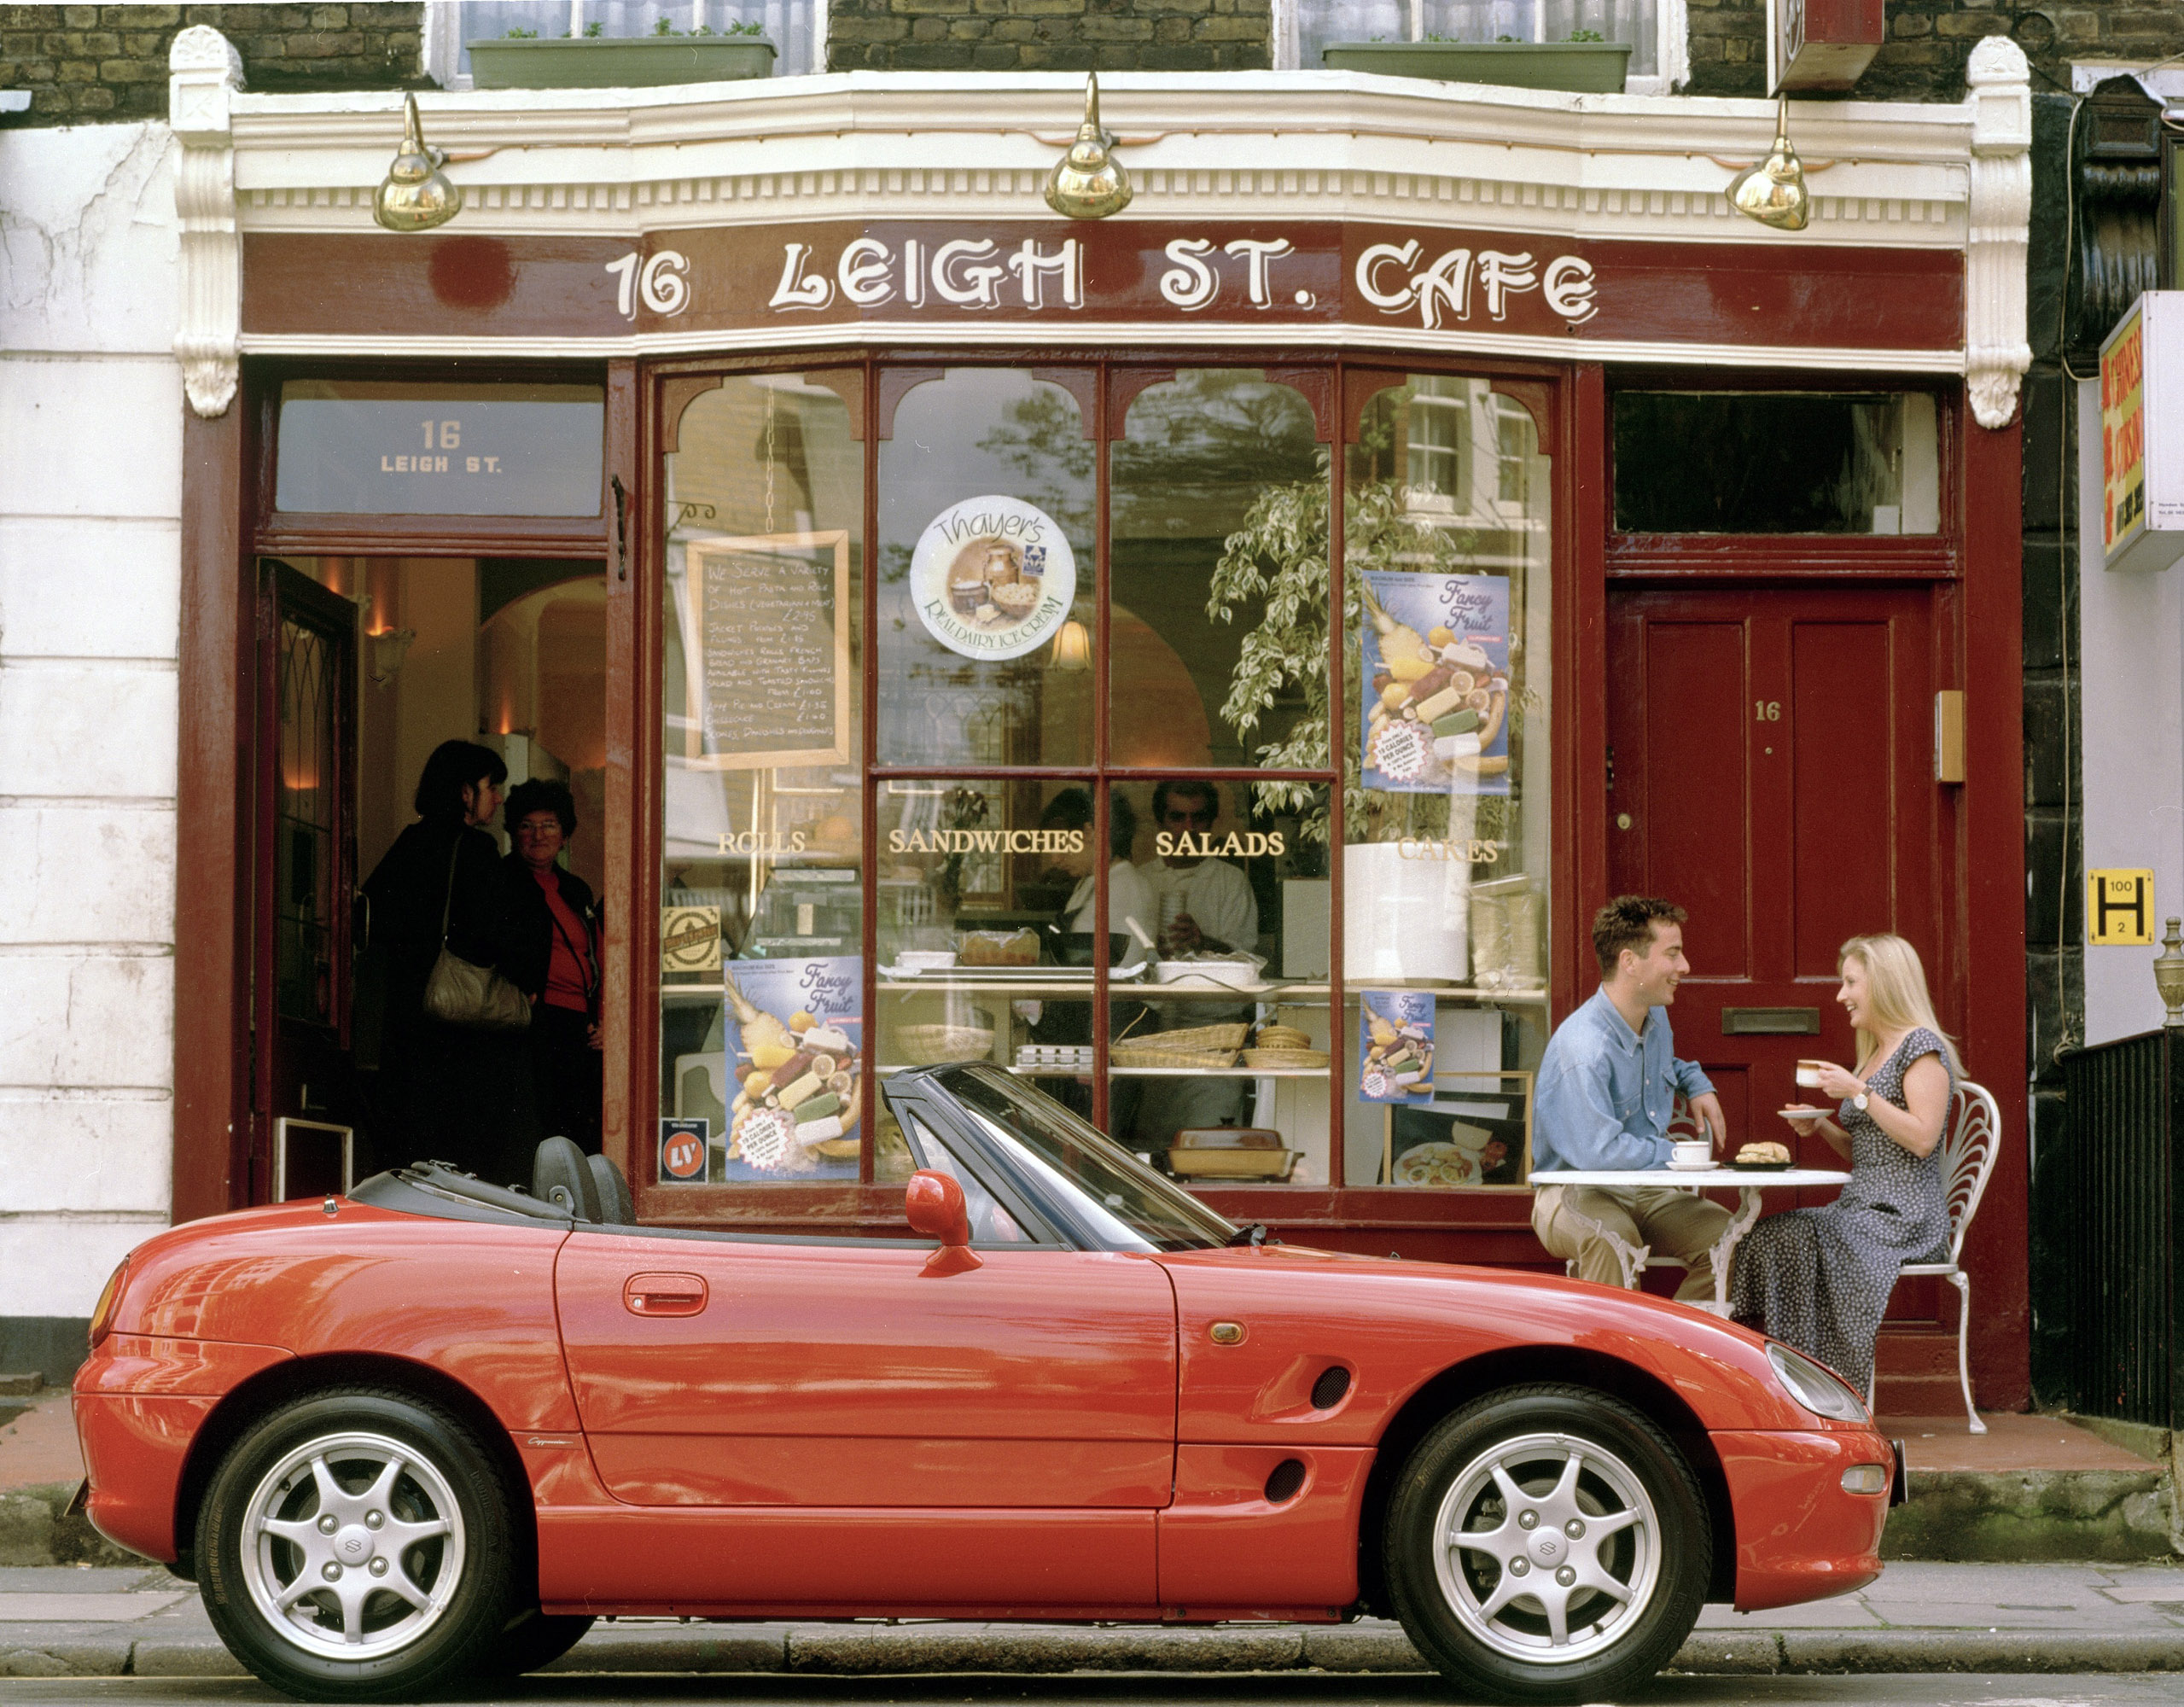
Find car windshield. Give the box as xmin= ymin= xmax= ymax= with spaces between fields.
xmin=932 ymin=1065 xmax=1238 ymax=1252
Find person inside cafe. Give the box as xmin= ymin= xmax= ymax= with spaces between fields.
xmin=1530 ymin=895 xmax=1729 ymax=1304
xmin=1730 ymin=932 xmax=1955 ymax=1395
xmin=1131 ymin=779 xmax=1261 ymax=1152
xmin=502 ymin=778 xmax=603 ymax=1154
xmin=1042 ymin=787 xmax=1156 ymax=967
xmin=360 ymin=738 xmax=535 ymax=1183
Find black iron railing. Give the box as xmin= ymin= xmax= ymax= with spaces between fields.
xmin=2055 ymin=1031 xmax=2184 ymax=1428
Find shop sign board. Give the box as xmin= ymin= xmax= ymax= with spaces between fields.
xmin=1768 ymin=0 xmax=1884 ymax=96
xmin=2088 ymin=870 xmax=2156 ymax=947
xmin=908 ymin=495 xmax=1077 ymax=662
xmin=681 ymin=531 xmax=853 ymax=768
xmin=242 ymin=221 xmax=1966 ymax=356
xmin=2100 ymin=294 xmax=2184 ymax=574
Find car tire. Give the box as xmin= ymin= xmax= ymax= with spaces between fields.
xmin=486 ymin=1607 xmax=597 ymax=1677
xmin=1383 ymin=1384 xmax=1710 ymax=1706
xmin=195 ymin=1388 xmax=518 ymax=1703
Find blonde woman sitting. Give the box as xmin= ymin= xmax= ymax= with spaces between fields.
xmin=1728 ymin=933 xmax=1956 ymax=1396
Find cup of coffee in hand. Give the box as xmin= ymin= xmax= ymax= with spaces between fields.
xmin=1795 ymin=1059 xmax=1830 ymax=1089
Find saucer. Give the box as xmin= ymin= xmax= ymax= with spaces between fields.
xmin=1665 ymin=1158 xmax=1718 ymax=1172
xmin=1777 ymin=1106 xmax=1829 ymax=1121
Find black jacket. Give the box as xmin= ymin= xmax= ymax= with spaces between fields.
xmin=363 ymin=817 xmax=517 ymax=993
xmin=499 ymin=854 xmax=601 ymax=1012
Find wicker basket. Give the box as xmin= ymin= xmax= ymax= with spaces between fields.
xmin=1112 ymin=1044 xmax=1238 ymax=1070
xmin=895 ymin=1024 xmax=995 ymax=1065
xmin=1241 ymin=1047 xmax=1330 ymax=1070
xmin=1128 ymin=1021 xmax=1249 ymax=1052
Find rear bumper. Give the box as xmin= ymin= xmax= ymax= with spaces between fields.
xmin=73 ymin=1337 xmax=291 ymax=1564
xmin=1712 ymin=1426 xmax=1894 ymax=1612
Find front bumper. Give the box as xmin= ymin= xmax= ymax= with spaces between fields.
xmin=1712 ymin=1426 xmax=1895 ymax=1612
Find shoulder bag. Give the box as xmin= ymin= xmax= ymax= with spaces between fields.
xmin=422 ymin=838 xmax=532 ymax=1032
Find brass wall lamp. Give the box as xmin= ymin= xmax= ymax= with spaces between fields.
xmin=1045 ymin=73 xmax=1133 ymax=220
xmin=1727 ymin=96 xmax=1812 ymax=232
xmin=375 ymin=92 xmax=464 ymax=232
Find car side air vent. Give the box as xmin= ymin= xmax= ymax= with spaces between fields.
xmin=1310 ymin=1366 xmax=1352 ymax=1410
xmin=1263 ymin=1459 xmax=1306 ymax=1503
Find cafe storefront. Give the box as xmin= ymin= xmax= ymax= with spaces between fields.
xmin=169 ymin=40 xmax=2037 ymax=1403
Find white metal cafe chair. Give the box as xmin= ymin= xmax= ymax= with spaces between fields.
xmin=1867 ymin=1077 xmax=2001 ymax=1433
xmin=1556 ymin=1100 xmax=1705 ymax=1287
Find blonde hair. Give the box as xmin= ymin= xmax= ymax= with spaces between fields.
xmin=1839 ymin=934 xmax=1960 ymax=1075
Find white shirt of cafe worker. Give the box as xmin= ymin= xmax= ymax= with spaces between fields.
xmin=1139 ymin=855 xmax=1259 ymax=957
xmin=1067 ymin=859 xmax=1156 ymax=969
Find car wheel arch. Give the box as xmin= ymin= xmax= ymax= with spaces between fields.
xmin=171 ymin=1352 xmax=538 ymax=1591
xmin=1354 ymin=1344 xmax=1736 ymax=1616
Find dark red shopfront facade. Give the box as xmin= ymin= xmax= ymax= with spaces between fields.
xmin=171 ymin=212 xmax=2030 ymax=1413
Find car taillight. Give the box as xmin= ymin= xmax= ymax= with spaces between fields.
xmin=87 ymin=1257 xmax=128 ymax=1350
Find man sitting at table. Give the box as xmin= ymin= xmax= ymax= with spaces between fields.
xmin=1531 ymin=895 xmax=1730 ymax=1304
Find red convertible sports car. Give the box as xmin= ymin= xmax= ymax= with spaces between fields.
xmin=74 ymin=1063 xmax=1897 ymax=1704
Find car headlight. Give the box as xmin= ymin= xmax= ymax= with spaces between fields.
xmin=88 ymin=1256 xmax=129 ymax=1351
xmin=1767 ymin=1342 xmax=1869 ymax=1422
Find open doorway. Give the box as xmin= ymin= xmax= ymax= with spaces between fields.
xmin=255 ymin=556 xmax=608 ymax=1200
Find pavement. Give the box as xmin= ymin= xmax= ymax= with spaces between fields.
xmin=0 ymin=1561 xmax=2181 ymax=1680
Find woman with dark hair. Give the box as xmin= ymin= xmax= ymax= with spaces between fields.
xmin=360 ymin=739 xmax=535 ymax=1181
xmin=502 ymin=778 xmax=603 ymax=1153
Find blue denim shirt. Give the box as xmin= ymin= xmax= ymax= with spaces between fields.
xmin=1532 ymin=987 xmax=1715 ymax=1173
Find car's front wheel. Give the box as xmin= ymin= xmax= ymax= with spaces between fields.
xmin=1383 ymin=1384 xmax=1710 ymax=1705
xmin=195 ymin=1389 xmax=516 ymax=1702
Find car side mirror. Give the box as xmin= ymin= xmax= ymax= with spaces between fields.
xmin=906 ymin=1169 xmax=981 ymax=1274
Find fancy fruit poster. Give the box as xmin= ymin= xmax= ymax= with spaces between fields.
xmin=720 ymin=958 xmax=862 ymax=1181
xmin=1360 ymin=570 xmax=1511 ymax=796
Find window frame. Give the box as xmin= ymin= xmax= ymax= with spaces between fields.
xmin=1273 ymin=0 xmax=1689 ymax=95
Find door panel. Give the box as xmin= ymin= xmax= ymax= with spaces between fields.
xmin=555 ymin=1232 xmax=1179 ymax=1511
xmin=1607 ymin=586 xmax=1940 ymax=1324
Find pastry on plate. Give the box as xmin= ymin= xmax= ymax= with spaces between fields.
xmin=1735 ymin=1140 xmax=1791 ymax=1166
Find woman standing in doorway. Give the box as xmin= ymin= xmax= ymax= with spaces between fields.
xmin=361 ymin=739 xmax=536 ymax=1182
xmin=1729 ymin=933 xmax=1957 ymax=1395
xmin=502 ymin=778 xmax=603 ymax=1153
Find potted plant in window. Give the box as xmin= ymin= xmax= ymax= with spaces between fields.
xmin=1321 ymin=30 xmax=1633 ymax=96
xmin=468 ymin=17 xmax=776 ymax=90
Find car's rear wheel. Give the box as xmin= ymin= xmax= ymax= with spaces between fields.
xmin=1383 ymin=1384 xmax=1709 ymax=1705
xmin=196 ymin=1389 xmax=516 ymax=1702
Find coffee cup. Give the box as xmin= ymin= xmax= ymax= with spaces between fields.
xmin=1795 ymin=1059 xmax=1830 ymax=1088
xmin=1671 ymin=1139 xmax=1712 ymax=1168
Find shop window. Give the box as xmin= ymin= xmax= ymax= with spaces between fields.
xmin=1343 ymin=376 xmax=1553 ymax=1186
xmin=1288 ymin=0 xmax=1664 ymax=83
xmin=660 ymin=372 xmax=865 ymax=1184
xmin=436 ymin=2 xmax=824 ymax=81
xmin=1612 ymin=392 xmax=1941 ymax=535
xmin=877 ymin=370 xmax=1098 ymax=769
xmin=1108 ymin=370 xmax=1327 ymax=769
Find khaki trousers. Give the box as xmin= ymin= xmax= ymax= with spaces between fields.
xmin=1532 ymin=1185 xmax=1733 ymax=1305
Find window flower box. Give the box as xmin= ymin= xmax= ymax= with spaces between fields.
xmin=1321 ymin=41 xmax=1633 ymax=96
xmin=467 ymin=36 xmax=776 ymax=90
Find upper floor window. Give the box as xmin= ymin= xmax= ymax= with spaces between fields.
xmin=428 ymin=0 xmax=823 ymax=84
xmin=1285 ymin=0 xmax=1679 ymax=94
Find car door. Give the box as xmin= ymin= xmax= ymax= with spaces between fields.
xmin=553 ymin=1092 xmax=1178 ymax=1605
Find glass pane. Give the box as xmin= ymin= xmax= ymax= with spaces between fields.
xmin=276 ymin=616 xmax=340 ymax=1026
xmin=276 ymin=381 xmax=604 ymax=516
xmin=1109 ymin=370 xmax=1328 ymax=770
xmin=877 ymin=370 xmax=1098 ymax=767
xmin=1107 ymin=779 xmax=1333 ymax=1186
xmin=1612 ymin=393 xmax=1941 ymax=534
xmin=457 ymin=2 xmax=824 ymax=78
xmin=1299 ymin=0 xmax=1657 ymax=76
xmin=1342 ymin=376 xmax=1552 ymax=1189
xmin=660 ymin=372 xmax=864 ymax=1185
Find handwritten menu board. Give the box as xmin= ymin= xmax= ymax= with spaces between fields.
xmin=684 ymin=532 xmax=852 ymax=770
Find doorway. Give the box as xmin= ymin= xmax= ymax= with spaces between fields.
xmin=252 ymin=556 xmax=608 ymax=1198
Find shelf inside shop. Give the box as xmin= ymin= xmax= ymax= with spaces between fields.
xmin=879 ymin=1064 xmax=1331 ymax=1079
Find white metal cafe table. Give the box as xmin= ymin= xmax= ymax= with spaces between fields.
xmin=1525 ymin=1166 xmax=1853 ymax=1315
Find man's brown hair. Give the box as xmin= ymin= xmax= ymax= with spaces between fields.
xmin=1592 ymin=895 xmax=1687 ymax=976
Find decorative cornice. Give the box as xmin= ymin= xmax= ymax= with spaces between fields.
xmin=169 ymin=26 xmax=243 ymax=420
xmin=1965 ymin=36 xmax=2032 ymax=430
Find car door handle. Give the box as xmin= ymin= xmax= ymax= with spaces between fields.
xmin=623 ymin=1273 xmax=708 ymax=1316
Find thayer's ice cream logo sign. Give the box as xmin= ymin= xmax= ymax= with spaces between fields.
xmin=766 ymin=231 xmax=1599 ymax=329
xmin=910 ymin=495 xmax=1077 ymax=663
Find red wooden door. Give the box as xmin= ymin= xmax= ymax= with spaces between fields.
xmin=1605 ymin=585 xmax=1938 ymax=1175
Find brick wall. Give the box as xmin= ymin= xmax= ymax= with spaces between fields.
xmin=0 ymin=3 xmax=423 ymax=125
xmin=1688 ymin=2 xmax=2184 ymax=101
xmin=826 ymin=0 xmax=1272 ymax=73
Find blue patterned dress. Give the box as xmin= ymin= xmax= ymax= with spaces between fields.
xmin=1728 ymin=1028 xmax=1954 ymax=1393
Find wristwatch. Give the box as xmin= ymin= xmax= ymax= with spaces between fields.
xmin=1852 ymin=1087 xmax=1870 ymax=1113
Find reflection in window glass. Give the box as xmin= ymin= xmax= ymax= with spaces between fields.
xmin=659 ymin=372 xmax=865 ymax=1186
xmin=1342 ymin=376 xmax=1552 ymax=1186
xmin=878 ymin=370 xmax=1098 ymax=767
xmin=1298 ymin=0 xmax=1657 ymax=77
xmin=1109 ymin=371 xmax=1326 ymax=768
xmin=1613 ymin=392 xmax=1940 ymax=534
